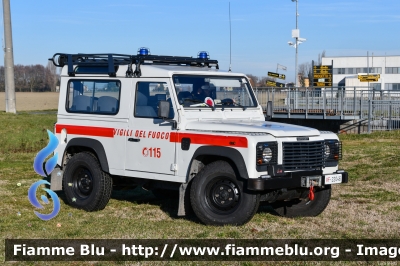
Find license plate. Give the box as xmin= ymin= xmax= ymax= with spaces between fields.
xmin=325 ymin=174 xmax=342 ymax=184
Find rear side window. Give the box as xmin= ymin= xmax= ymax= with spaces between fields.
xmin=66 ymin=80 xmax=121 ymax=114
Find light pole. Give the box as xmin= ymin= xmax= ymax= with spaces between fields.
xmin=3 ymin=0 xmax=16 ymax=113
xmin=287 ymin=0 xmax=305 ymax=87
xmin=293 ymin=0 xmax=298 ymax=87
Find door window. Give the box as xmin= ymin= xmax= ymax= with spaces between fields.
xmin=134 ymin=82 xmax=173 ymax=118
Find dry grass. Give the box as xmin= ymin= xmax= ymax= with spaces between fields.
xmin=0 ymin=92 xmax=59 ymax=111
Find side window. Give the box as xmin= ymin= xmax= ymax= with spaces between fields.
xmin=66 ymin=80 xmax=121 ymax=115
xmin=134 ymin=82 xmax=173 ymax=118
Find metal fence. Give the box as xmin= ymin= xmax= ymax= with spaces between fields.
xmin=254 ymin=87 xmax=400 ymax=132
xmin=367 ymin=100 xmax=400 ymax=131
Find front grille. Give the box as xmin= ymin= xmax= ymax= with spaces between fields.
xmin=283 ymin=141 xmax=325 ymax=171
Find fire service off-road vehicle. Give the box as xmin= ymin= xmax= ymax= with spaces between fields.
xmin=49 ymin=48 xmax=348 ymax=225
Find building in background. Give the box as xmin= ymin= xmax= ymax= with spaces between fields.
xmin=322 ymin=55 xmax=400 ymax=90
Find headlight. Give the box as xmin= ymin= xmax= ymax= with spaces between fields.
xmin=324 ymin=144 xmax=331 ymax=159
xmin=262 ymin=147 xmax=273 ymax=162
xmin=256 ymin=142 xmax=277 ymax=165
xmin=324 ymin=140 xmax=342 ymax=167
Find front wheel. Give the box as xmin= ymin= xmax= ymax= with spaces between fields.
xmin=190 ymin=161 xmax=260 ymax=226
xmin=271 ymin=186 xmax=331 ymax=218
xmin=63 ymin=152 xmax=113 ymax=211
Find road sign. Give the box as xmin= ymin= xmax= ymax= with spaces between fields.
xmin=313 ymin=65 xmax=332 ymax=70
xmin=268 ymin=72 xmax=279 ymax=78
xmin=358 ymin=74 xmax=380 ymax=82
xmin=313 ymin=82 xmax=332 ymax=87
xmin=313 ymin=65 xmax=332 ymax=87
xmin=266 ymin=80 xmax=285 ymax=87
xmin=268 ymin=72 xmax=286 ymax=80
xmin=313 ymin=65 xmax=332 ymax=74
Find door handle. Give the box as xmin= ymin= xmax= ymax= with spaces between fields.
xmin=128 ymin=138 xmax=140 ymax=142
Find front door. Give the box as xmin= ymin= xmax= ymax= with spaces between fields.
xmin=124 ymin=79 xmax=178 ymax=180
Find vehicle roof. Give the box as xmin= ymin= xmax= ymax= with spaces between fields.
xmin=60 ymin=64 xmax=246 ymax=78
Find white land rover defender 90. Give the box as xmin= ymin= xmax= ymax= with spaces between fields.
xmin=49 ymin=48 xmax=348 ymax=225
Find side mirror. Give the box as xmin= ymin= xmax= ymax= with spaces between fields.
xmin=158 ymin=100 xmax=170 ymax=119
xmin=265 ymin=101 xmax=273 ymax=121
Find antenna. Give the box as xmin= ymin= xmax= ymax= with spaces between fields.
xmin=228 ymin=2 xmax=232 ymax=72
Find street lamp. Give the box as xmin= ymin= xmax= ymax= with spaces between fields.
xmin=288 ymin=0 xmax=306 ymax=87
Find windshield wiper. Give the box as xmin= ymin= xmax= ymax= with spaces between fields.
xmin=220 ymin=98 xmax=246 ymax=109
xmin=182 ymin=98 xmax=203 ymax=104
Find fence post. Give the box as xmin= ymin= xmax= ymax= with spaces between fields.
xmin=272 ymin=89 xmax=275 ymax=118
xmin=323 ymin=88 xmax=326 ymax=119
xmin=389 ymin=102 xmax=392 ymax=131
xmin=368 ymin=99 xmax=372 ymax=133
xmin=311 ymin=89 xmax=314 ymax=110
xmin=288 ymin=89 xmax=291 ymax=118
xmin=360 ymin=91 xmax=363 ymax=119
xmin=353 ymin=87 xmax=356 ymax=116
xmin=339 ymin=89 xmax=343 ymax=119
xmin=306 ymin=88 xmax=308 ymax=119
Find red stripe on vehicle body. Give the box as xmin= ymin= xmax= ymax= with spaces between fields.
xmin=55 ymin=124 xmax=114 ymax=138
xmin=55 ymin=125 xmax=247 ymax=147
xmin=169 ymin=132 xmax=248 ymax=148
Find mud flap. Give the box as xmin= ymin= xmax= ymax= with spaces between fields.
xmin=178 ymin=183 xmax=188 ymax=216
xmin=50 ymin=167 xmax=63 ymax=191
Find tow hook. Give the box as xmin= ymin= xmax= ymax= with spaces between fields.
xmin=308 ymin=185 xmax=315 ymax=201
xmin=301 ymin=176 xmax=320 ymax=201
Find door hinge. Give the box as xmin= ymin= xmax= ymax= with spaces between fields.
xmin=170 ymin=163 xmax=178 ymax=172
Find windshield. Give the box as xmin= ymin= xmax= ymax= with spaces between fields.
xmin=173 ymin=75 xmax=257 ymax=108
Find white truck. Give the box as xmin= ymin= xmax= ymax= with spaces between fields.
xmin=49 ymin=49 xmax=348 ymax=225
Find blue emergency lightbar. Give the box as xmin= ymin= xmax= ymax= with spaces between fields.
xmin=138 ymin=47 xmax=150 ymax=56
xmin=198 ymin=51 xmax=209 ymax=59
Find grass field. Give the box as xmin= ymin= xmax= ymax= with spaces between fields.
xmin=0 ymin=112 xmax=399 ymax=265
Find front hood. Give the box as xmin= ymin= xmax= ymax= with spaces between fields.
xmin=185 ymin=120 xmax=320 ymax=137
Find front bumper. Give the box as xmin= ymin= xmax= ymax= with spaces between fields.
xmin=247 ymin=170 xmax=348 ymax=191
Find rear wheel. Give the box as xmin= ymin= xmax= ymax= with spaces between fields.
xmin=63 ymin=152 xmax=112 ymax=211
xmin=271 ymin=186 xmax=331 ymax=218
xmin=190 ymin=160 xmax=260 ymax=226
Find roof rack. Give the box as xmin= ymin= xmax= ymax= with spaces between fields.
xmin=49 ymin=52 xmax=219 ymax=77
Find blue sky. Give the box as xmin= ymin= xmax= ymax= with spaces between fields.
xmin=2 ymin=0 xmax=400 ymax=83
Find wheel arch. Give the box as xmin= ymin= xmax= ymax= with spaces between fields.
xmin=188 ymin=146 xmax=249 ymax=181
xmin=64 ymin=138 xmax=109 ymax=173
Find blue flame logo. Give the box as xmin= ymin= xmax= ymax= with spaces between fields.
xmin=28 ymin=180 xmax=60 ymax=220
xmin=33 ymin=130 xmax=59 ymax=177
xmin=28 ymin=130 xmax=60 ymax=220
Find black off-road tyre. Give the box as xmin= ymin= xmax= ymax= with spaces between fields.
xmin=190 ymin=160 xmax=260 ymax=226
xmin=63 ymin=152 xmax=113 ymax=211
xmin=271 ymin=186 xmax=331 ymax=218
